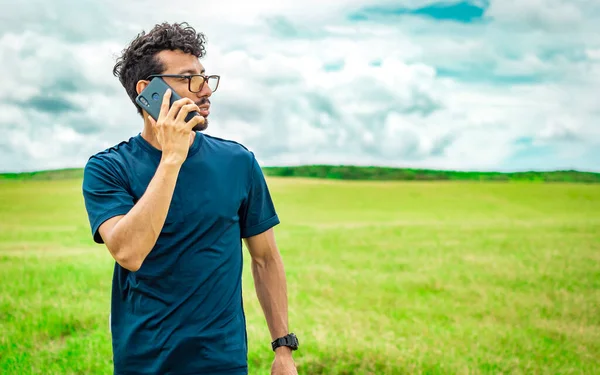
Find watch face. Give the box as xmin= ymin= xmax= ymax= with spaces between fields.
xmin=288 ymin=334 xmax=299 ymax=349
xmin=272 ymin=333 xmax=299 ymax=351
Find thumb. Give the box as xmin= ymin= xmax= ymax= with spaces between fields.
xmin=147 ymin=115 xmax=157 ymax=126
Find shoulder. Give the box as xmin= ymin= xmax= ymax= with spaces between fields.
xmin=202 ymin=133 xmax=258 ymax=164
xmin=202 ymin=133 xmax=252 ymax=153
xmin=85 ymin=135 xmax=140 ymax=168
xmin=201 ymin=133 xmax=264 ymax=182
xmin=83 ymin=137 xmax=136 ymax=183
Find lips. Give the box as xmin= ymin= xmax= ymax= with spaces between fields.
xmin=196 ymin=104 xmax=210 ymax=117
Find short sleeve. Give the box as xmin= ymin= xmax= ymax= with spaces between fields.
xmin=82 ymin=156 xmax=135 ymax=244
xmin=239 ymin=153 xmax=280 ymax=238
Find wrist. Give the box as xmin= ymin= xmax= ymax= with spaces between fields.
xmin=158 ymin=156 xmax=184 ymax=171
xmin=271 ymin=332 xmax=299 ymax=354
xmin=274 ymin=346 xmax=293 ymax=357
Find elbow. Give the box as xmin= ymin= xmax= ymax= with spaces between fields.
xmin=99 ymin=219 xmax=146 ymax=272
xmin=117 ymin=255 xmax=143 ymax=272
xmin=120 ymin=259 xmax=142 ymax=272
xmin=111 ymin=245 xmax=143 ymax=272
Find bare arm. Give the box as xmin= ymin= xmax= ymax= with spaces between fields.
xmin=97 ymin=89 xmax=204 ymax=272
xmin=98 ymin=160 xmax=181 ymax=271
xmin=244 ymin=228 xmax=292 ymax=356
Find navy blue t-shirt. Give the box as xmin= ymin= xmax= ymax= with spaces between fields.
xmin=81 ymin=131 xmax=280 ymax=375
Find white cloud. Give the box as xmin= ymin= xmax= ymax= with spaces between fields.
xmin=0 ymin=0 xmax=599 ymax=172
xmin=587 ymin=49 xmax=600 ymax=60
xmin=485 ymin=0 xmax=592 ymax=31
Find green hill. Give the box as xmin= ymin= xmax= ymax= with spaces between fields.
xmin=1 ymin=165 xmax=599 ymax=183
xmin=0 ymin=168 xmax=84 ymax=181
xmin=262 ymin=165 xmax=600 ymax=183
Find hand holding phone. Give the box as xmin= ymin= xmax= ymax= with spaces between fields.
xmin=136 ymin=77 xmax=202 ymax=123
xmin=136 ymin=80 xmax=205 ymax=166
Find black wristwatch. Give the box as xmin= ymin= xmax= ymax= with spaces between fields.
xmin=271 ymin=333 xmax=299 ymax=351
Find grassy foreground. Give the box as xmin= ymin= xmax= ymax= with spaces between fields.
xmin=0 ymin=177 xmax=599 ymax=374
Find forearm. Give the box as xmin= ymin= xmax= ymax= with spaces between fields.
xmin=108 ymin=160 xmax=181 ymax=270
xmin=252 ymin=251 xmax=290 ymax=342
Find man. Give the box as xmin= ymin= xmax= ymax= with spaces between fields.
xmin=81 ymin=22 xmax=299 ymax=375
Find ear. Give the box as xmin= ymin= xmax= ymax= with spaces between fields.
xmin=136 ymin=80 xmax=149 ymax=95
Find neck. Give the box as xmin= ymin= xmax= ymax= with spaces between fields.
xmin=141 ymin=117 xmax=196 ymax=150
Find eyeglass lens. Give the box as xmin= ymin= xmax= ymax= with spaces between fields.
xmin=190 ymin=75 xmax=219 ymax=92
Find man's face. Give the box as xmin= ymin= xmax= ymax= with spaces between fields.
xmin=151 ymin=49 xmax=214 ymax=131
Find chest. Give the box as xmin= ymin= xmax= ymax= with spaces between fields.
xmin=128 ymin=160 xmax=247 ymax=228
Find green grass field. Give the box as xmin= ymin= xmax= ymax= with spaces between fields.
xmin=1 ymin=176 xmax=599 ymax=374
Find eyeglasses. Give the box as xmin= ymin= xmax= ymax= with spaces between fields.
xmin=147 ymin=74 xmax=220 ymax=93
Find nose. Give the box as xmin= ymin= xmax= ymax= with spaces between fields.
xmin=196 ymin=84 xmax=212 ymax=99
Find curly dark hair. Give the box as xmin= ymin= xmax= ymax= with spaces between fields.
xmin=112 ymin=22 xmax=207 ymax=116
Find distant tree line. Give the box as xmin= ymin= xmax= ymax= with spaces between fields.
xmin=261 ymin=165 xmax=600 ymax=183
xmin=1 ymin=166 xmax=599 ymax=183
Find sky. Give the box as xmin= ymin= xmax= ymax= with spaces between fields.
xmin=1 ymin=0 xmax=599 ymax=173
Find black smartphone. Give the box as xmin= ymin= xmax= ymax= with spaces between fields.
xmin=135 ymin=77 xmax=200 ymax=122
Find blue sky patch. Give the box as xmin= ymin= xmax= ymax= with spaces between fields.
xmin=323 ymin=61 xmax=345 ymax=72
xmin=499 ymin=142 xmax=556 ymax=171
xmin=436 ymin=66 xmax=544 ymax=85
xmin=514 ymin=137 xmax=535 ymax=146
xmin=349 ymin=1 xmax=487 ymax=23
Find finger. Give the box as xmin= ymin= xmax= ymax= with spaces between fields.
xmin=176 ymin=103 xmax=201 ymax=124
xmin=187 ymin=113 xmax=206 ymax=130
xmin=157 ymin=89 xmax=172 ymax=123
xmin=167 ymin=97 xmax=194 ymax=121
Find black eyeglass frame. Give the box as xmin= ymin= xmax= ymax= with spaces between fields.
xmin=146 ymin=74 xmax=220 ymax=93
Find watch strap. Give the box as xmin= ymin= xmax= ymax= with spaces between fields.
xmin=271 ymin=333 xmax=299 ymax=351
